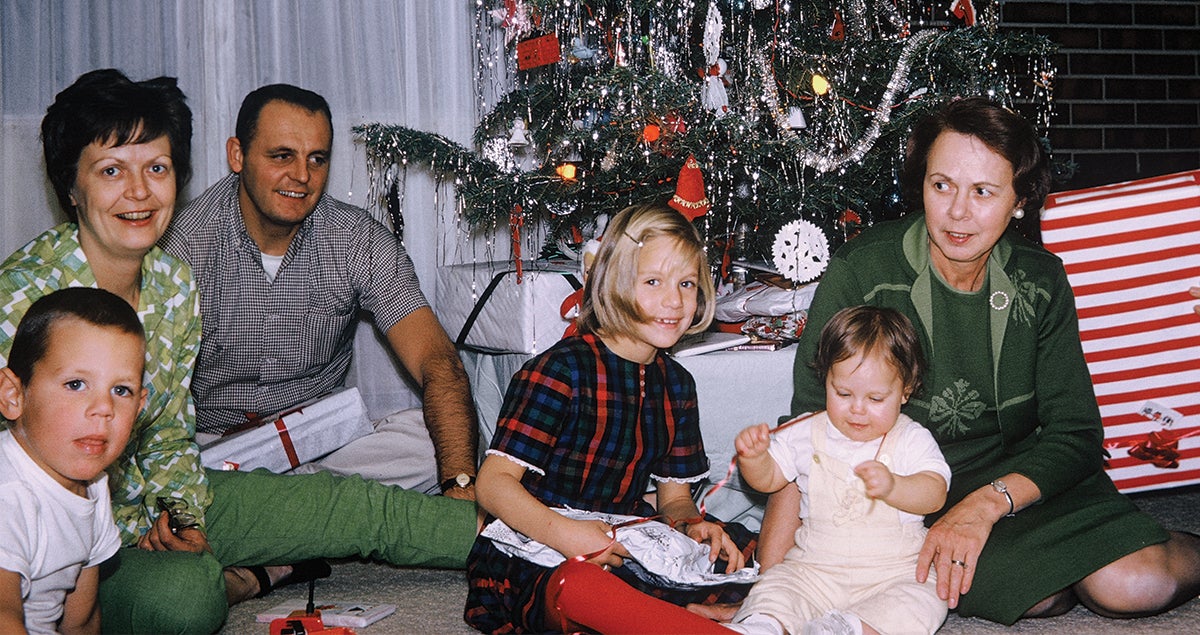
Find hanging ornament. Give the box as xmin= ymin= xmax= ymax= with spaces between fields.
xmin=750 ymin=0 xmax=771 ymax=8
xmin=568 ymin=36 xmax=597 ymax=62
xmin=599 ymin=146 xmax=618 ymax=172
xmin=829 ymin=10 xmax=846 ymax=41
xmin=950 ymin=0 xmax=977 ymax=26
xmin=772 ymin=219 xmax=830 ymax=284
xmin=642 ymin=123 xmax=661 ymax=143
xmin=839 ymin=209 xmax=864 ymax=241
xmin=517 ymin=33 xmax=561 ymax=70
xmin=786 ymin=106 xmax=807 ymax=129
xmin=507 ymin=118 xmax=530 ymax=147
xmin=701 ymin=60 xmax=731 ymax=117
xmin=664 ymin=112 xmax=687 ymax=135
xmin=481 ymin=137 xmax=518 ymax=172
xmin=698 ymin=2 xmax=730 ymax=117
xmin=490 ymin=0 xmax=534 ymax=45
xmin=668 ymin=154 xmax=711 ymax=221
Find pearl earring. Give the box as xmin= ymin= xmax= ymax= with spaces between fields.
xmin=1012 ymin=208 xmax=1024 ymax=219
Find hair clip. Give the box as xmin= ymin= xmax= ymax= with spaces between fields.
xmin=623 ymin=231 xmax=644 ymax=247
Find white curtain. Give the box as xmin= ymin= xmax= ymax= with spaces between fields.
xmin=0 ymin=0 xmax=482 ymax=416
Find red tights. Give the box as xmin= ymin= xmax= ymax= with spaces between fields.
xmin=544 ymin=559 xmax=734 ymax=634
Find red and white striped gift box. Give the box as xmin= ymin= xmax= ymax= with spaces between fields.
xmin=1042 ymin=169 xmax=1200 ymax=493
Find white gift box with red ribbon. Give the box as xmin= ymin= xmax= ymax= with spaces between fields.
xmin=1042 ymin=169 xmax=1200 ymax=493
xmin=198 ymin=387 xmax=373 ymax=473
xmin=436 ymin=260 xmax=582 ymax=354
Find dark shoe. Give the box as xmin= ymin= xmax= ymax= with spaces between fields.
xmin=250 ymin=559 xmax=332 ymax=598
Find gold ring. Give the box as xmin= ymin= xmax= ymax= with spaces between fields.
xmin=951 ymin=559 xmax=968 ymax=568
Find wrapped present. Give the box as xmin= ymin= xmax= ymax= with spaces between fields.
xmin=437 ymin=260 xmax=582 ymax=354
xmin=199 ymin=387 xmax=373 ymax=473
xmin=1042 ymin=169 xmax=1200 ymax=492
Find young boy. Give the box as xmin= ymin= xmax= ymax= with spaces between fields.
xmin=730 ymin=306 xmax=951 ymax=635
xmin=0 ymin=288 xmax=146 ymax=635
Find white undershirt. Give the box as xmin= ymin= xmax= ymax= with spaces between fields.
xmin=261 ymin=253 xmax=284 ymax=282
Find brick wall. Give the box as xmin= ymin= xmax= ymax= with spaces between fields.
xmin=1003 ymin=0 xmax=1200 ymax=189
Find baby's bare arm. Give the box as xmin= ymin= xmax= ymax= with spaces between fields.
xmin=735 ymin=424 xmax=789 ymax=493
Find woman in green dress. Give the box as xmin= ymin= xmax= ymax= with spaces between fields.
xmin=755 ymin=97 xmax=1200 ymax=626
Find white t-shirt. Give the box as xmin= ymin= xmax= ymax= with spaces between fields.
xmin=0 ymin=430 xmax=121 ymax=635
xmin=768 ymin=412 xmax=951 ymax=525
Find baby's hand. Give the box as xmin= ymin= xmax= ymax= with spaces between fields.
xmin=735 ymin=423 xmax=772 ymax=458
xmin=854 ymin=460 xmax=895 ymax=500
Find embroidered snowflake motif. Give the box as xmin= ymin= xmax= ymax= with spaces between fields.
xmin=930 ymin=379 xmax=985 ymax=438
xmin=1007 ymin=269 xmax=1051 ymax=327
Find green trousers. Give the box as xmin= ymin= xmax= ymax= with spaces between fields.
xmin=97 ymin=468 xmax=476 ymax=634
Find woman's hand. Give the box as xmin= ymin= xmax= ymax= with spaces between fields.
xmin=136 ymin=512 xmax=212 ymax=554
xmin=684 ymin=520 xmax=746 ymax=573
xmin=915 ymin=489 xmax=996 ymax=609
xmin=1190 ymin=285 xmax=1199 ymax=317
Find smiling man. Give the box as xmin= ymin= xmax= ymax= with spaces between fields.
xmin=160 ymin=84 xmax=478 ymax=503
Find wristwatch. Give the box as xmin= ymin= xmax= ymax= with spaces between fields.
xmin=991 ymin=479 xmax=1016 ymax=517
xmin=440 ymin=472 xmax=475 ymax=493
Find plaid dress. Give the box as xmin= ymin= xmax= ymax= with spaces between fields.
xmin=465 ymin=334 xmax=753 ymax=633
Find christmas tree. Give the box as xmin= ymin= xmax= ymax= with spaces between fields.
xmin=355 ymin=0 xmax=1055 ymax=284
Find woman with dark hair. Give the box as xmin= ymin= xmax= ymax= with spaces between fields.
xmin=750 ymin=97 xmax=1200 ymax=628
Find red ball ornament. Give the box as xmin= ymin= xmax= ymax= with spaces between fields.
xmin=642 ymin=124 xmax=661 ymax=143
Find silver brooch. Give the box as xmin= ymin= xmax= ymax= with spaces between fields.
xmin=990 ymin=290 xmax=1010 ymax=311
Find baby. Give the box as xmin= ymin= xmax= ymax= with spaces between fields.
xmin=730 ymin=305 xmax=951 ymax=635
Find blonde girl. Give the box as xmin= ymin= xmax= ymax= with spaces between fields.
xmin=466 ymin=203 xmax=753 ymax=634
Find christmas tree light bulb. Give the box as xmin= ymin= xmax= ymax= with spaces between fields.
xmin=812 ymin=74 xmax=830 ymax=95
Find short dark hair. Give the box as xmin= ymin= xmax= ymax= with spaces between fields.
xmin=814 ymin=305 xmax=925 ymax=398
xmin=41 ymin=68 xmax=192 ymax=222
xmin=235 ymin=84 xmax=333 ymax=149
xmin=7 ymin=288 xmax=145 ymax=385
xmin=901 ymin=97 xmax=1050 ymax=220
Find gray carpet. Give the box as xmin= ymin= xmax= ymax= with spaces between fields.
xmin=221 ymin=486 xmax=1200 ymax=634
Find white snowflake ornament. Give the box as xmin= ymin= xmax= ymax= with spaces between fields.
xmin=772 ymin=219 xmax=830 ymax=284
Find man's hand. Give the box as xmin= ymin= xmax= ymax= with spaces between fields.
xmin=137 ymin=512 xmax=212 ymax=554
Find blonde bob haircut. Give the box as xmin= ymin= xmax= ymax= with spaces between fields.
xmin=577 ymin=203 xmax=715 ymax=341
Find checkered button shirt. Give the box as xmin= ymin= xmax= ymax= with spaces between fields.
xmin=161 ymin=173 xmax=428 ymax=433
